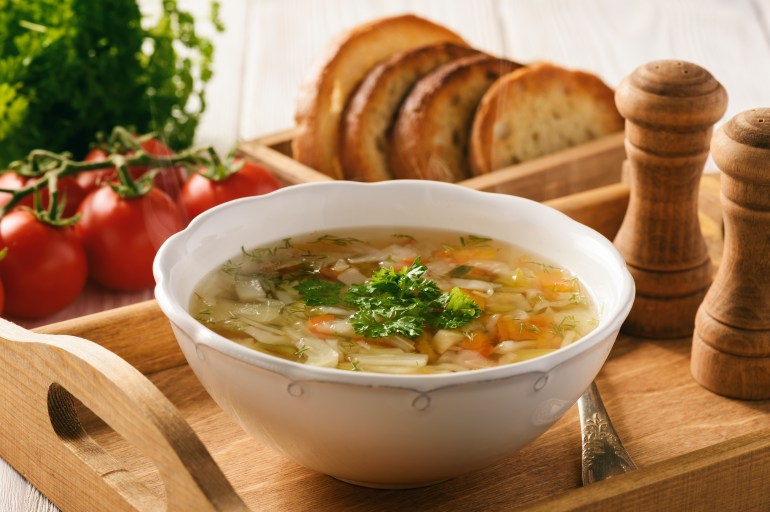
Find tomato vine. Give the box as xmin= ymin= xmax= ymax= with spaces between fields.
xmin=0 ymin=126 xmax=281 ymax=313
xmin=0 ymin=126 xmax=221 ymax=217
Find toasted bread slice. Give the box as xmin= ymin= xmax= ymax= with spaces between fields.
xmin=389 ymin=54 xmax=522 ymax=182
xmin=339 ymin=42 xmax=479 ymax=182
xmin=293 ymin=14 xmax=466 ymax=180
xmin=470 ymin=62 xmax=624 ymax=175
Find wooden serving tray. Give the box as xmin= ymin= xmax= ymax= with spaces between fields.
xmin=237 ymin=129 xmax=627 ymax=203
xmin=1 ymin=175 xmax=769 ymax=511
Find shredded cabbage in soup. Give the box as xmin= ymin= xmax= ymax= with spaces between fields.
xmin=190 ymin=229 xmax=598 ymax=374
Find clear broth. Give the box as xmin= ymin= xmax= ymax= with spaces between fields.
xmin=190 ymin=228 xmax=597 ymax=374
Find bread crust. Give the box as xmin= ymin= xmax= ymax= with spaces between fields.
xmin=389 ymin=54 xmax=522 ymax=182
xmin=470 ymin=62 xmax=624 ymax=175
xmin=340 ymin=43 xmax=478 ymax=182
xmin=292 ymin=14 xmax=466 ymax=180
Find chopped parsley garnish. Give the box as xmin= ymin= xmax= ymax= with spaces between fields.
xmin=343 ymin=259 xmax=481 ymax=339
xmin=528 ymin=260 xmax=562 ymax=273
xmin=448 ymin=265 xmax=473 ymax=278
xmin=553 ymin=315 xmax=578 ymax=336
xmin=435 ymin=287 xmax=483 ymax=329
xmin=220 ymin=260 xmax=241 ymax=276
xmin=460 ymin=235 xmax=492 ymax=247
xmin=241 ymin=239 xmax=293 ymax=262
xmin=313 ymin=234 xmax=363 ymax=246
xmin=295 ymin=279 xmax=343 ymax=306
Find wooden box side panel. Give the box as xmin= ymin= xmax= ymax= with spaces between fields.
xmin=526 ymin=431 xmax=770 ymax=511
xmin=237 ymin=130 xmax=626 ymax=203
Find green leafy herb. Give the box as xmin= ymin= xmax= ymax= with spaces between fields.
xmin=528 ymin=261 xmax=562 ymax=273
xmin=313 ymin=234 xmax=363 ymax=246
xmin=295 ymin=279 xmax=343 ymax=306
xmin=552 ymin=315 xmax=578 ymax=336
xmin=242 ymin=241 xmax=289 ymax=261
xmin=435 ymin=287 xmax=483 ymax=329
xmin=460 ymin=235 xmax=492 ymax=247
xmin=448 ymin=265 xmax=473 ymax=278
xmin=0 ymin=0 xmax=223 ymax=165
xmin=220 ymin=260 xmax=241 ymax=276
xmin=344 ymin=260 xmax=481 ymax=339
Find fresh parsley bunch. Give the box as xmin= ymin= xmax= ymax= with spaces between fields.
xmin=0 ymin=0 xmax=223 ymax=166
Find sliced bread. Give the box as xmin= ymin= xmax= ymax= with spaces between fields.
xmin=293 ymin=14 xmax=466 ymax=180
xmin=339 ymin=42 xmax=478 ymax=182
xmin=389 ymin=54 xmax=522 ymax=182
xmin=470 ymin=62 xmax=624 ymax=175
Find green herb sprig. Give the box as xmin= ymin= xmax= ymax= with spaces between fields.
xmin=295 ymin=279 xmax=343 ymax=307
xmin=344 ymin=259 xmax=481 ymax=339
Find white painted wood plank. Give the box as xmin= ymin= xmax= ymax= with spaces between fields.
xmin=134 ymin=0 xmax=247 ymax=155
xmin=497 ymin=0 xmax=770 ymax=128
xmin=186 ymin=0 xmax=250 ymax=155
xmin=0 ymin=459 xmax=52 ymax=512
xmin=237 ymin=0 xmax=503 ymax=141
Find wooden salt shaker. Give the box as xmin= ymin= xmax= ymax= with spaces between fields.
xmin=613 ymin=61 xmax=727 ymax=338
xmin=691 ymin=108 xmax=770 ymax=399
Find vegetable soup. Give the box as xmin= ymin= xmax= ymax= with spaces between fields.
xmin=190 ymin=229 xmax=598 ymax=374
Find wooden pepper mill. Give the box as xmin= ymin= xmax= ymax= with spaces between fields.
xmin=613 ymin=60 xmax=727 ymax=338
xmin=691 ymin=108 xmax=770 ymax=399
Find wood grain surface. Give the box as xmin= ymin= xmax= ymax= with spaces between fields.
xmin=3 ymin=0 xmax=770 ymax=509
xmin=237 ymin=130 xmax=627 ymax=204
xmin=613 ymin=60 xmax=727 ymax=338
xmin=692 ymin=108 xmax=770 ymax=399
xmin=1 ymin=175 xmax=768 ymax=512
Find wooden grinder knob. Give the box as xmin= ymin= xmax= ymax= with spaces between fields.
xmin=691 ymin=108 xmax=770 ymax=399
xmin=614 ymin=60 xmax=727 ymax=338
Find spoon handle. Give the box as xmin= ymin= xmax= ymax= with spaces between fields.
xmin=578 ymin=380 xmax=637 ymax=484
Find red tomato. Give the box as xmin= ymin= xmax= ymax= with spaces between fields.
xmin=129 ymin=139 xmax=186 ymax=200
xmin=178 ymin=160 xmax=281 ymax=220
xmin=78 ymin=140 xmax=185 ymax=199
xmin=0 ymin=210 xmax=87 ymax=319
xmin=43 ymin=176 xmax=87 ymax=217
xmin=76 ymin=186 xmax=184 ymax=291
xmin=0 ymin=173 xmax=86 ymax=217
xmin=77 ymin=148 xmax=116 ymax=193
xmin=0 ymin=173 xmax=29 ymax=210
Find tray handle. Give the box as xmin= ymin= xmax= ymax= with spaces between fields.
xmin=0 ymin=318 xmax=250 ymax=512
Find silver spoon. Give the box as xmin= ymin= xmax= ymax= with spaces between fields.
xmin=578 ymin=380 xmax=637 ymax=484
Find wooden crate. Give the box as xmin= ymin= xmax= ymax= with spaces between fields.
xmin=237 ymin=129 xmax=627 ymax=203
xmin=236 ymin=128 xmax=630 ymax=240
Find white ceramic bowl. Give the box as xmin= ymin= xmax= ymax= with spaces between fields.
xmin=153 ymin=180 xmax=634 ymax=488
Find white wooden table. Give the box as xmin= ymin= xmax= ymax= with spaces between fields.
xmin=3 ymin=0 xmax=769 ymax=509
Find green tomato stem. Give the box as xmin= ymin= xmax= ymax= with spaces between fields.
xmin=1 ymin=129 xmax=224 ymax=222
